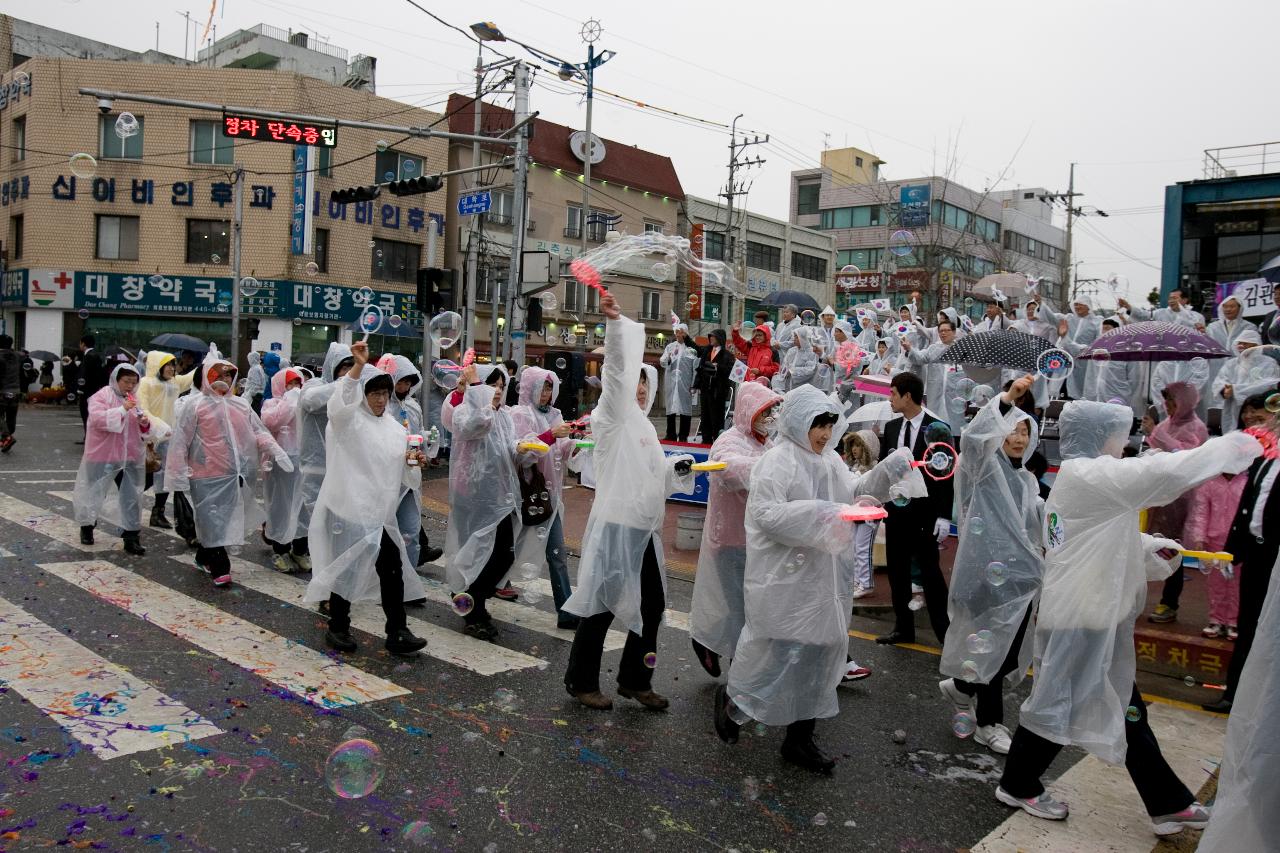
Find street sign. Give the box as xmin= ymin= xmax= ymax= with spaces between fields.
xmin=458 ymin=191 xmax=492 ymax=216
xmin=222 ymin=113 xmax=336 ymax=147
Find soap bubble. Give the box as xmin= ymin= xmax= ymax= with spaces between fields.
xmin=429 ymin=311 xmax=463 ymax=349
xmin=1183 ymin=675 xmax=1196 ymax=687
xmin=555 ymin=357 xmax=567 ymax=370
xmin=812 ymin=812 xmax=829 ymax=826
xmin=69 ymin=153 xmax=97 ymax=178
xmin=368 ymin=240 xmax=376 ymax=249
xmin=891 ymin=729 xmax=907 ymax=744
xmin=149 ymin=274 xmax=165 ymax=286
xmin=969 ymin=516 xmax=985 ymax=536
xmin=960 ymin=660 xmax=979 ymax=680
xmin=650 ymin=262 xmax=671 ymax=282
xmin=383 ymin=171 xmax=395 ymax=182
xmin=986 ymin=561 xmax=1008 ymax=586
xmin=539 ymin=291 xmax=558 ymax=311
xmin=357 ymin=285 xmax=374 ymax=303
xmin=1189 ymin=356 xmax=1207 ymax=373
xmin=524 ymin=588 xmax=542 ymax=605
xmin=968 ymin=385 xmax=995 ymax=405
xmin=451 ymin=593 xmax=474 ymax=616
xmin=951 ymin=712 xmax=976 ymax=738
xmin=324 ymin=738 xmax=385 ymax=799
xmin=403 ymin=160 xmax=418 ymax=175
xmin=331 ymin=520 xmax=344 ymax=535
xmin=518 ymin=562 xmax=538 ymax=580
xmin=643 ymin=651 xmax=657 ymax=668
xmin=358 ymin=306 xmax=386 ymax=336
xmin=963 ymin=296 xmax=974 ymax=308
xmin=78 ymin=308 xmax=91 ymax=320
xmin=401 ymin=821 xmax=434 ymax=845
xmin=1124 ymin=705 xmax=1141 ymax=723
xmin=1107 ymin=397 xmax=1128 ymax=406
xmin=211 ymin=254 xmax=221 ymax=264
xmin=947 ymin=396 xmax=967 ymax=415
xmin=375 ymin=250 xmax=384 ymax=260
xmin=493 ymin=687 xmax=518 ymax=711
xmin=1036 ymin=347 xmax=1074 ymax=380
xmin=375 ymin=140 xmax=389 ymax=153
xmin=114 ymin=112 xmax=140 ymax=139
xmin=892 ymin=495 xmax=910 ymax=507
xmin=888 ymin=229 xmax=914 ymax=257
xmin=13 ymin=71 xmax=29 ymax=86
xmin=387 ymin=314 xmax=403 ymax=329
xmin=923 ymin=422 xmax=952 ymax=444
xmin=293 ymin=317 xmax=303 ymax=326
xmin=304 ymin=261 xmax=319 ymax=276
xmin=966 ymin=629 xmax=995 ymax=654
xmin=239 ymin=276 xmax=260 ymax=297
xmin=1267 ymin=393 xmax=1280 ymax=414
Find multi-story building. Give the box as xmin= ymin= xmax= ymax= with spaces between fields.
xmin=679 ymin=194 xmax=835 ymax=332
xmin=0 ymin=54 xmax=447 ymax=369
xmin=444 ymin=94 xmax=684 ymax=359
xmin=790 ymin=146 xmax=1066 ymax=317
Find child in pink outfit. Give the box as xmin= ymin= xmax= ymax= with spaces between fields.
xmin=1184 ymin=471 xmax=1248 ymax=639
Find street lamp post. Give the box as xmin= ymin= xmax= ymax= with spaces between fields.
xmin=557 ymin=21 xmax=614 ymax=259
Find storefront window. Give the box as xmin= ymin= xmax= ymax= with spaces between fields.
xmin=74 ymin=314 xmax=234 ymax=357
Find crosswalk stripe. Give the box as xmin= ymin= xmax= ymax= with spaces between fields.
xmin=0 ymin=595 xmax=222 ymax=758
xmin=42 ymin=492 xmax=552 ymax=676
xmin=0 ymin=494 xmax=120 ymax=553
xmin=36 ymin=560 xmax=408 ymax=709
xmin=518 ymin=575 xmax=693 ymax=634
xmin=15 ymin=479 xmax=77 ymax=484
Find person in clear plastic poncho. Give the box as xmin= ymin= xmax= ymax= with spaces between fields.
xmin=296 ymin=342 xmax=355 ymax=567
xmin=444 ymin=363 xmax=530 ymax=641
xmin=137 ymin=350 xmax=195 ymax=530
xmin=1211 ymin=330 xmax=1277 ymax=430
xmin=165 ymin=347 xmax=292 ymax=587
xmin=689 ymin=380 xmax=782 ymax=678
xmin=659 ymin=323 xmax=699 ymax=442
xmin=74 ymin=363 xmax=153 ymax=555
xmin=996 ymin=399 xmax=1262 ymax=833
xmin=259 ymin=366 xmax=307 ymax=572
xmin=1080 ymin=317 xmax=1147 ymax=416
xmin=386 ymin=354 xmax=439 ymax=569
xmin=563 ymin=294 xmax=695 ymax=712
xmin=510 ymin=365 xmax=579 ymax=628
xmin=1042 ymin=295 xmax=1103 ymax=399
xmin=938 ymin=376 xmax=1043 ymax=756
xmin=303 ymin=342 xmax=428 ymax=657
xmin=715 ymin=384 xmax=914 ymax=773
xmin=900 ymin=319 xmax=968 ymax=437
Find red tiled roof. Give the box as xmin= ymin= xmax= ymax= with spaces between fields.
xmin=446 ymin=93 xmax=684 ymax=200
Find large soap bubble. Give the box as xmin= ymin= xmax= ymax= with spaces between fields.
xmin=430 ymin=311 xmax=464 ymax=350
xmin=570 ymin=232 xmax=739 ymax=296
xmin=114 ymin=112 xmax=140 ymax=139
xmin=69 ymin=153 xmax=97 ymax=179
xmin=324 ymin=738 xmax=386 ymax=799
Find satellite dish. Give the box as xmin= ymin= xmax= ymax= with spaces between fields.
xmin=569 ymin=130 xmax=606 ymax=165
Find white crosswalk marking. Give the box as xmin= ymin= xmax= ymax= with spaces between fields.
xmin=519 ymin=576 xmax=692 ymax=633
xmin=36 ymin=560 xmax=408 ymax=708
xmin=0 ymin=596 xmax=221 ymax=758
xmin=0 ymin=494 xmax=119 ymax=553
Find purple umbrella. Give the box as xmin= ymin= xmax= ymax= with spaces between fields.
xmin=1080 ymin=321 xmax=1230 ymax=362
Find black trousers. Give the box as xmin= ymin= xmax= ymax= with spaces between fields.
xmin=1000 ymin=684 xmax=1193 ymax=817
xmin=0 ymin=401 xmax=17 ymax=438
xmin=1158 ymin=569 xmax=1184 ymax=610
xmin=954 ymin=604 xmax=1033 ymax=726
xmin=251 ymin=393 xmax=264 ymax=416
xmin=566 ymin=538 xmax=664 ymax=694
xmin=1223 ymin=542 xmax=1277 ymax=701
xmin=664 ymin=414 xmax=691 ymax=443
xmin=196 ymin=545 xmax=231 ymax=575
xmin=784 ymin=717 xmax=816 ymax=745
xmin=328 ymin=532 xmax=408 ymax=637
xmin=173 ymin=491 xmax=196 ymax=542
xmin=269 ymin=536 xmax=310 ymax=556
xmin=701 ymin=392 xmax=729 ymax=443
xmin=883 ymin=508 xmax=950 ymax=642
xmin=463 ymin=515 xmax=515 ymax=625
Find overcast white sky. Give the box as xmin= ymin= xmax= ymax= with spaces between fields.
xmin=25 ymin=0 xmax=1280 ymax=303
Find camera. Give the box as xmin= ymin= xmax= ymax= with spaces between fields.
xmin=97 ymin=97 xmax=114 ymax=114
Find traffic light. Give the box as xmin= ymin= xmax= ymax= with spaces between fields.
xmin=246 ymin=318 xmax=261 ymax=338
xmin=330 ymin=184 xmax=381 ymax=204
xmin=416 ymin=267 xmax=454 ymax=314
xmin=389 ymin=175 xmax=444 ymax=197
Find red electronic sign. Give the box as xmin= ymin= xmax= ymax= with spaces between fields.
xmin=221 ymin=113 xmax=337 ymax=147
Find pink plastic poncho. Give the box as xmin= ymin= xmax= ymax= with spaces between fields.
xmin=510 ymin=366 xmax=575 ymax=570
xmin=73 ymin=363 xmax=150 ymax=529
xmin=689 ymin=380 xmax=781 ymax=658
xmin=1146 ymin=381 xmax=1208 ymax=541
xmin=260 ymin=368 xmax=304 ymax=543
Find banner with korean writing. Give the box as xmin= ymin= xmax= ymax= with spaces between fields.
xmin=688 ymin=223 xmax=704 ymax=322
xmin=1216 ymin=278 xmax=1272 ymax=318
xmin=900 ymin=184 xmax=931 ymax=228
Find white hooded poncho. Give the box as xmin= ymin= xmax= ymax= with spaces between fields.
xmin=689 ymin=380 xmax=782 ymax=659
xmin=259 ymin=368 xmax=304 ymax=544
xmin=296 ymin=343 xmax=352 ymax=533
xmin=1204 ymin=293 xmax=1259 ymax=403
xmin=1019 ymin=401 xmax=1261 ymax=763
xmin=902 ymin=340 xmax=968 ymax=438
xmin=1211 ymin=332 xmax=1278 ymax=431
xmin=510 ymin=366 xmax=575 ymax=571
xmin=562 ymin=315 xmax=694 ymax=633
xmin=659 ymin=328 xmax=699 ymax=417
xmin=1043 ymin=296 xmax=1103 ymax=399
xmin=303 ymin=365 xmax=426 ymax=605
xmin=74 ymin=363 xmax=150 ymax=529
xmin=443 ymin=365 xmax=524 ymax=593
xmin=939 ymin=397 xmax=1043 ymax=687
xmin=727 ymin=384 xmax=913 ymax=725
xmin=774 ymin=326 xmax=820 ymax=393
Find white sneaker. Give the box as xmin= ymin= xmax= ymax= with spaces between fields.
xmin=939 ymin=678 xmax=975 ymax=716
xmin=852 ymin=585 xmax=874 ymax=600
xmin=995 ymin=786 xmax=1069 ymax=820
xmin=271 ymin=553 xmax=294 ymax=573
xmin=975 ymin=723 xmax=1012 ymax=754
xmin=911 ymin=582 xmax=924 ymax=594
xmin=290 ymin=553 xmax=312 ymax=572
xmin=908 ymin=594 xmax=925 ymax=611
xmin=1151 ymin=802 xmax=1210 ymax=836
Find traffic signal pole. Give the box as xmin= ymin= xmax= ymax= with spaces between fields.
xmin=506 ymin=62 xmax=531 ymax=365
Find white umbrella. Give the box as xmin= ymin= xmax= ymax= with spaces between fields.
xmin=973 ymin=272 xmax=1030 ymax=302
xmin=845 ymin=400 xmax=895 ymax=426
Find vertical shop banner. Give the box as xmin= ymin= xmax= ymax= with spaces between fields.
xmin=688 ymin=223 xmax=704 ymax=322
xmin=900 ymin=184 xmax=931 ymax=228
xmin=291 ymin=145 xmax=315 ymax=255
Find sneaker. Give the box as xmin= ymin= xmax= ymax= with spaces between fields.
xmin=271 ymin=553 xmax=295 ymax=573
xmin=462 ymin=622 xmax=500 ymax=642
xmin=975 ymin=723 xmax=1012 ymax=754
xmin=780 ymin=737 xmax=836 ymax=773
xmin=1201 ymin=623 xmax=1226 ymax=638
xmin=911 ymin=583 xmax=924 ymax=594
xmin=939 ymin=678 xmax=976 ymax=717
xmin=1 ymin=435 xmax=15 ymax=453
xmin=493 ymin=583 xmax=519 ymax=601
xmin=842 ymin=661 xmax=872 ymax=682
xmin=212 ymin=574 xmax=232 ymax=588
xmin=1151 ymin=802 xmax=1210 ymax=837
xmin=617 ymin=686 xmax=670 ymax=711
xmin=851 ymin=586 xmax=874 ymax=600
xmin=1227 ymin=625 xmax=1239 ymax=641
xmin=325 ymin=629 xmax=357 ymax=653
xmin=1148 ymin=604 xmax=1177 ymax=623
xmin=995 ymin=786 xmax=1069 ymax=820
xmin=290 ymin=553 xmax=312 ymax=572
xmin=908 ymin=593 xmax=925 ymax=611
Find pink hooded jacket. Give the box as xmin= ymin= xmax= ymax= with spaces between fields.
xmin=1149 ymin=381 xmax=1208 ymax=451
xmin=700 ymin=380 xmax=783 ymax=550
xmin=1185 ymin=472 xmax=1248 ymax=552
xmin=83 ymin=364 xmax=149 ymax=464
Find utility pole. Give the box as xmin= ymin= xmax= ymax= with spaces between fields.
xmin=506 ymin=61 xmax=531 ymax=365
xmin=230 ymin=166 xmax=244 ymax=366
xmin=721 ymin=115 xmax=766 ymax=326
xmin=464 ymin=40 xmax=484 ymax=352
xmin=1040 ymin=163 xmax=1082 ymax=305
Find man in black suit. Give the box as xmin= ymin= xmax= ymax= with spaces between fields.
xmin=696 ymin=329 xmax=735 ymax=444
xmin=77 ymin=334 xmax=108 ymax=436
xmin=1203 ymin=394 xmax=1280 ymax=713
xmin=876 ymin=371 xmax=953 ymax=646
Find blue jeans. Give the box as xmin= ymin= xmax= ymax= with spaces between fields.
xmin=546 ymin=514 xmax=573 ymax=619
xmin=396 ymin=490 xmax=422 ymax=568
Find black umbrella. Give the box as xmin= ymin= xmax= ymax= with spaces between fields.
xmin=28 ymin=350 xmax=58 ymax=362
xmin=938 ymin=330 xmax=1056 ymax=373
xmin=1260 ymin=253 xmax=1280 ymax=284
xmin=757 ymin=290 xmax=822 ymax=313
xmin=150 ymin=333 xmax=207 ymax=353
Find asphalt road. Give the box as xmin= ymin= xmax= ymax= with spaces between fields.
xmin=0 ymin=406 xmax=1218 ymax=852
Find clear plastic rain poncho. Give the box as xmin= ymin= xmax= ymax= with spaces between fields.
xmin=775 ymin=315 xmax=802 ymax=358
xmin=243 ymin=351 xmax=266 ymax=399
xmin=659 ymin=327 xmax=699 ymax=417
xmin=296 ymin=343 xmax=352 ymax=534
xmin=1150 ymin=357 xmax=1212 ymax=418
xmin=388 ymin=354 xmax=424 ymax=484
xmin=774 ymin=327 xmax=820 ymax=393
xmin=1204 ymin=294 xmax=1259 ymax=403
xmin=1019 ymin=400 xmax=1262 ymax=763
xmin=74 ymin=364 xmax=150 ymax=530
xmin=1084 ymin=353 xmax=1147 ymax=415
xmin=303 ymin=364 xmax=426 ymax=604
xmin=902 ymin=341 xmax=968 ymax=437
xmin=1197 ymin=548 xmax=1280 ymax=853
xmin=689 ymin=381 xmax=782 ymax=659
xmin=136 ymin=350 xmax=194 ymax=493
xmin=511 ymin=366 xmax=575 ymax=570
xmin=1041 ymin=295 xmax=1102 ymax=399
xmin=563 ymin=315 xmax=694 ymax=633
xmin=728 ymin=385 xmax=914 ymax=725
xmin=443 ymin=365 xmax=525 ymax=593
xmin=165 ymin=349 xmax=290 ymax=549
xmin=259 ymin=367 xmax=304 ymax=544
xmin=939 ymin=397 xmax=1043 ymax=687
xmin=1211 ymin=332 xmax=1277 ymax=430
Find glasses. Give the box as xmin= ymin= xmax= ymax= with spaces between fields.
xmin=366 ymin=389 xmax=391 ymax=401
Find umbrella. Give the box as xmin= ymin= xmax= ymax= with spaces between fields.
xmin=757 ymin=290 xmax=822 ymax=313
xmin=846 ymin=400 xmax=895 ymax=426
xmin=1261 ymin=254 xmax=1280 ymax=284
xmin=103 ymin=345 xmax=136 ymax=363
xmin=1080 ymin=321 xmax=1229 ymax=362
xmin=28 ymin=350 xmax=58 ymax=362
xmin=972 ymin=272 xmax=1029 ymax=302
xmin=150 ymin=333 xmax=207 ymax=353
xmin=938 ymin=330 xmax=1055 ymax=373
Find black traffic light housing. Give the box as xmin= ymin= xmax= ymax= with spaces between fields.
xmin=416 ymin=267 xmax=455 ymax=315
xmin=389 ymin=175 xmax=444 ymax=197
xmin=330 ymin=185 xmax=382 ymax=204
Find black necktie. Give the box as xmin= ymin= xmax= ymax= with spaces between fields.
xmin=903 ymin=419 xmax=912 ymax=451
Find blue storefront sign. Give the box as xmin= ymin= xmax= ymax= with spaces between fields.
xmin=900 ymin=184 xmax=931 ymax=228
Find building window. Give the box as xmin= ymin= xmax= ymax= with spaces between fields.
xmin=855 ymin=156 xmax=864 ymax=167
xmin=95 ymin=215 xmax=139 ymax=261
xmin=185 ymin=219 xmax=229 ymax=264
xmin=563 ymin=280 xmax=599 ymax=313
xmin=489 ymin=191 xmax=515 ymax=226
xmin=586 ymin=208 xmax=610 ymax=242
xmin=746 ymin=241 xmax=781 ymax=273
xmin=99 ymin=115 xmax=144 ymax=160
xmin=477 ymin=267 xmax=509 ymax=304
xmin=317 ymin=146 xmax=332 ymax=177
xmin=314 ymin=228 xmax=330 ymax=273
xmin=190 ymin=120 xmax=233 ymax=165
xmin=9 ymin=215 xmax=22 ymax=261
xmin=819 ymin=205 xmax=881 ymax=229
xmin=10 ymin=116 xmax=24 ymax=162
xmin=791 ymin=251 xmax=827 ymax=282
xmin=564 ymin=205 xmax=582 ymax=239
xmin=374 ymin=149 xmax=423 ymax=183
xmin=838 ymin=248 xmax=882 ymax=271
xmin=585 ymin=284 xmax=600 ymax=313
xmin=644 ymin=221 xmax=664 ymax=234
xmin=564 ymin=279 xmax=581 ymax=312
xmin=704 ymin=230 xmax=726 ymax=261
xmin=796 ymin=183 xmax=820 ymax=215
xmin=641 ymin=289 xmax=661 ymax=320
xmin=371 ymin=238 xmax=421 ymax=283
xmin=970 ymin=256 xmax=996 ymax=278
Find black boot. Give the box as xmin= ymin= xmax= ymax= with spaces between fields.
xmin=713 ymin=684 xmax=740 ymax=744
xmin=692 ymin=638 xmax=722 ymax=678
xmin=385 ymin=629 xmax=428 ymax=655
xmin=150 ymin=494 xmax=172 ymax=529
xmin=80 ymin=524 xmax=95 ymax=545
xmin=781 ymin=729 xmax=836 ymax=773
xmin=325 ymin=628 xmax=357 ymax=653
xmin=122 ymin=530 xmax=146 ymax=556
xmin=417 ymin=528 xmax=442 ymax=566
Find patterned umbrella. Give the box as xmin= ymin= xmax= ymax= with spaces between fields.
xmin=937 ymin=330 xmax=1055 ymax=372
xmin=1080 ymin=321 xmax=1230 ymax=362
